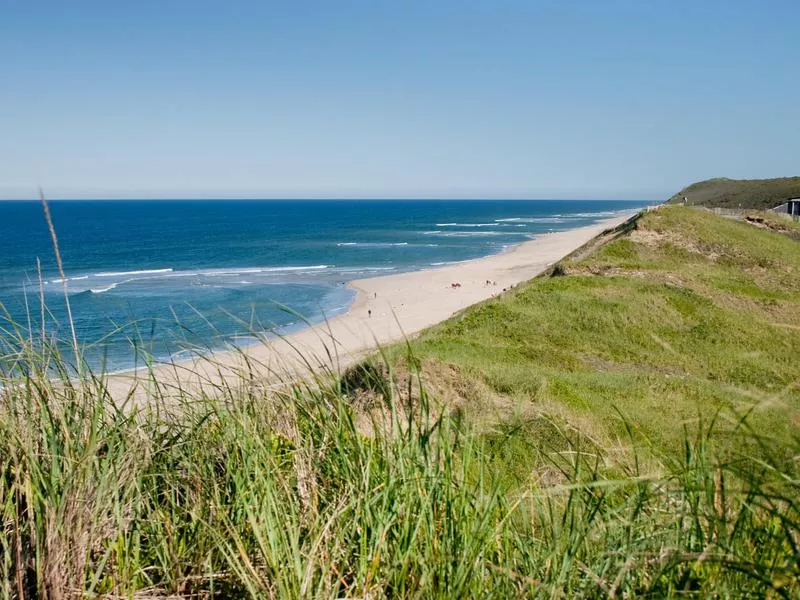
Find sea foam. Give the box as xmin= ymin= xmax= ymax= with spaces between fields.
xmin=423 ymin=230 xmax=528 ymax=237
xmin=435 ymin=223 xmax=497 ymax=227
xmin=90 ymin=283 xmax=120 ymax=294
xmin=337 ymin=242 xmax=409 ymax=247
xmin=494 ymin=217 xmax=566 ymax=224
xmin=94 ymin=268 xmax=174 ymax=277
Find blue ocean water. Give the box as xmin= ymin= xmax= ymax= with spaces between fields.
xmin=0 ymin=199 xmax=650 ymax=371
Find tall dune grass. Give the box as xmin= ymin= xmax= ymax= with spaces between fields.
xmin=0 ymin=329 xmax=797 ymax=598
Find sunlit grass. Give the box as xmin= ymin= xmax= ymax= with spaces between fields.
xmin=0 ymin=325 xmax=797 ymax=598
xmin=407 ymin=207 xmax=800 ymax=461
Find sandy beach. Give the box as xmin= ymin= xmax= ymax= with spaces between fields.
xmin=108 ymin=211 xmax=638 ymax=399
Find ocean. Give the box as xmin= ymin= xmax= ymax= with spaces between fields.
xmin=0 ymin=199 xmax=650 ymax=371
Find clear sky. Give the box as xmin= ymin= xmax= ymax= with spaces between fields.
xmin=1 ymin=1 xmax=798 ymax=200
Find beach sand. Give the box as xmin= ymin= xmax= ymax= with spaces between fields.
xmin=108 ymin=211 xmax=637 ymax=400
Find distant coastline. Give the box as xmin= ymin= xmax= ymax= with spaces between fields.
xmin=106 ymin=210 xmax=641 ymax=399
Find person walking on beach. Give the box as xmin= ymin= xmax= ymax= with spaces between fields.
xmin=368 ymin=309 xmax=372 ymax=318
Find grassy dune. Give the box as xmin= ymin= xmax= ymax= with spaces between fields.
xmin=0 ymin=206 xmax=798 ymax=598
xmin=406 ymin=207 xmax=799 ymax=466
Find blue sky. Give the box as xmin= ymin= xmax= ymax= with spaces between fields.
xmin=1 ymin=1 xmax=798 ymax=199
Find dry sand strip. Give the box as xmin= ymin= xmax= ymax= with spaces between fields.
xmin=107 ymin=211 xmax=639 ymax=401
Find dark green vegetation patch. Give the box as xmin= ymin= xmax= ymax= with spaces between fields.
xmin=667 ymin=176 xmax=800 ymax=209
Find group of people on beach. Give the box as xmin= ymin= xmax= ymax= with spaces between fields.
xmin=364 ymin=278 xmax=515 ymax=319
xmin=450 ymin=280 xmax=502 ymax=290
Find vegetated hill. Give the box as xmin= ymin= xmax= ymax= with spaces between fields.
xmin=667 ymin=176 xmax=800 ymax=209
xmin=398 ymin=205 xmax=800 ymax=470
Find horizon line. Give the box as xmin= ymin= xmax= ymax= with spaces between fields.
xmin=0 ymin=196 xmax=660 ymax=202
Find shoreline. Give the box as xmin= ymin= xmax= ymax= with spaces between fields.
xmin=106 ymin=211 xmax=640 ymax=399
xmin=335 ymin=210 xmax=637 ymax=343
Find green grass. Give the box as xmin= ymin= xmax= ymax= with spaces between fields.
xmin=0 ymin=205 xmax=798 ymax=597
xmin=666 ymin=176 xmax=800 ymax=209
xmin=1 ymin=344 xmax=799 ymax=598
xmin=407 ymin=206 xmax=799 ymax=465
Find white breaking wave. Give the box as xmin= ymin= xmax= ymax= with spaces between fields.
xmin=435 ymin=223 xmax=496 ymax=227
xmin=257 ymin=265 xmax=329 ymax=272
xmin=423 ymin=230 xmax=527 ymax=237
xmin=335 ymin=266 xmax=396 ymax=273
xmin=165 ymin=265 xmax=331 ymax=278
xmin=90 ymin=282 xmax=120 ymax=294
xmin=494 ymin=217 xmax=567 ymax=224
xmin=494 ymin=210 xmax=629 ymax=225
xmin=571 ymin=210 xmax=622 ymax=218
xmin=204 ymin=268 xmax=265 ymax=276
xmin=60 ymin=264 xmax=333 ymax=295
xmin=49 ymin=275 xmax=90 ymax=284
xmin=337 ymin=242 xmax=409 ymax=247
xmin=94 ymin=268 xmax=174 ymax=277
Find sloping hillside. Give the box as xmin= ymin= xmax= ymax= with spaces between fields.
xmin=402 ymin=206 xmax=800 ymax=470
xmin=667 ymin=176 xmax=800 ymax=209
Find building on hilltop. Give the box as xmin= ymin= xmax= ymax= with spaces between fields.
xmin=771 ymin=199 xmax=800 ymax=220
